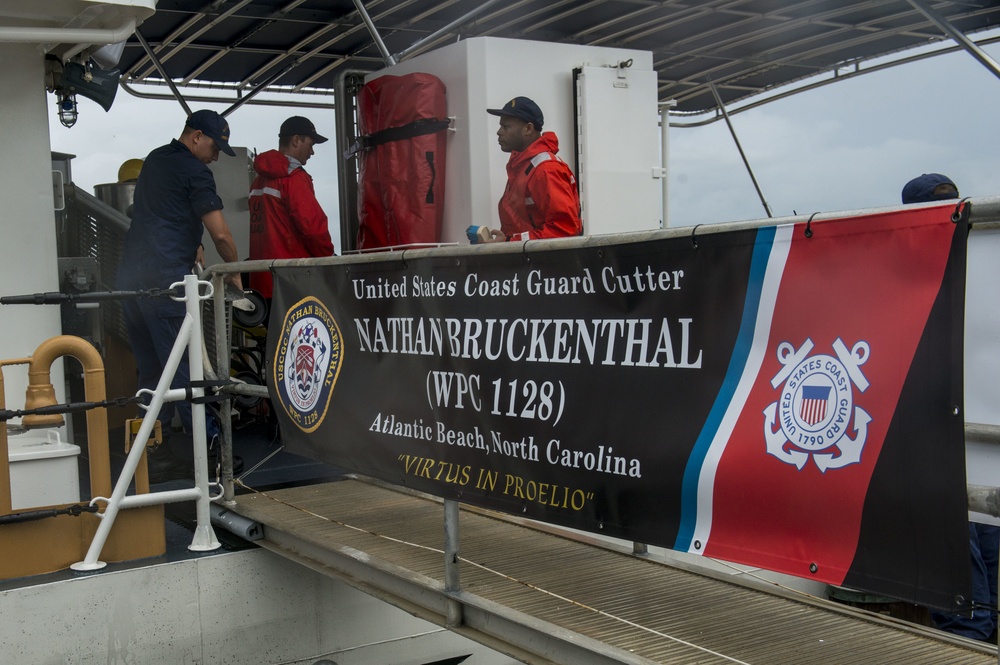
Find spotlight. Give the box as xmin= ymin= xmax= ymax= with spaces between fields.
xmin=57 ymin=92 xmax=78 ymax=128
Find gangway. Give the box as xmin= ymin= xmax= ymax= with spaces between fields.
xmin=229 ymin=476 xmax=997 ymax=665
xmin=196 ymin=199 xmax=1000 ymax=665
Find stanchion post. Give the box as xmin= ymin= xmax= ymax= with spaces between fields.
xmin=444 ymin=499 xmax=463 ymax=627
xmin=185 ymin=275 xmax=220 ymax=552
xmin=211 ymin=272 xmax=235 ymax=504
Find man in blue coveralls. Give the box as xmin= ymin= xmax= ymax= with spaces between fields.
xmin=117 ymin=109 xmax=243 ymax=481
xmin=903 ymin=172 xmax=999 ymax=642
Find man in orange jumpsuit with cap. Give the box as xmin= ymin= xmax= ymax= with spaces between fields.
xmin=249 ymin=115 xmax=335 ymax=299
xmin=472 ymin=96 xmax=582 ymax=243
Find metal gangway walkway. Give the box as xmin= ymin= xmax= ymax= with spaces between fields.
xmin=229 ymin=476 xmax=997 ymax=665
xmin=204 ymin=201 xmax=1000 ymax=665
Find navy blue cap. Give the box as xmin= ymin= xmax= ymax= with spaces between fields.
xmin=901 ymin=173 xmax=958 ymax=204
xmin=186 ymin=109 xmax=235 ymax=156
xmin=279 ymin=116 xmax=328 ymax=144
xmin=487 ymin=96 xmax=544 ymax=130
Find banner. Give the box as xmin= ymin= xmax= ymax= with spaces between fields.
xmin=267 ymin=205 xmax=970 ymax=609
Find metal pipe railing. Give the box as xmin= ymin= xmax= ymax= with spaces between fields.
xmin=212 ymin=273 xmax=234 ymax=503
xmin=134 ymin=29 xmax=193 ymax=117
xmin=709 ymin=83 xmax=772 ymax=219
xmin=351 ymin=0 xmax=395 ymax=66
xmin=444 ymin=498 xmax=463 ymax=627
xmin=906 ymin=0 xmax=1000 ymax=82
xmin=392 ymin=0 xmax=506 ymax=63
xmin=204 ymin=197 xmax=1000 ymax=280
xmin=23 ymin=337 xmax=114 ymax=498
xmin=0 ymin=18 xmax=137 ymax=44
xmin=966 ymin=422 xmax=1000 ymax=445
xmin=72 ymin=275 xmax=221 ymax=571
xmin=70 ymin=187 xmax=132 ymax=234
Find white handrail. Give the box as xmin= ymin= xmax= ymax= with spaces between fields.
xmin=72 ymin=274 xmax=220 ymax=571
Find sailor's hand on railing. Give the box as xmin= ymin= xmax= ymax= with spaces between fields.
xmin=225 ymin=272 xmax=244 ymax=292
xmin=224 ymin=274 xmax=256 ymax=313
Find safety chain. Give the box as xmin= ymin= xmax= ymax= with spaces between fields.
xmin=0 ymin=395 xmax=143 ymax=423
xmin=0 ymin=286 xmax=183 ymax=306
xmin=0 ymin=383 xmax=237 ymax=423
xmin=0 ymin=502 xmax=99 ymax=525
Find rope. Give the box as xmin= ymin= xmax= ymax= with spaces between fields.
xmin=234 ymin=479 xmax=753 ymax=665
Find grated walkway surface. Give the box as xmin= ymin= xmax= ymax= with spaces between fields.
xmin=232 ymin=478 xmax=997 ymax=665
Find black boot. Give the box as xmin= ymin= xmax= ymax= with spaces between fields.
xmin=146 ymin=444 xmax=189 ymax=482
xmin=208 ymin=434 xmax=244 ymax=476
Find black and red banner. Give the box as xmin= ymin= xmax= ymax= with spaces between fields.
xmin=266 ymin=205 xmax=970 ymax=609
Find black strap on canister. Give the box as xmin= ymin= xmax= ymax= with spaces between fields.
xmin=344 ymin=117 xmax=450 ymax=159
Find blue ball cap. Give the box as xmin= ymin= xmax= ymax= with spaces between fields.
xmin=901 ymin=173 xmax=958 ymax=204
xmin=279 ymin=115 xmax=328 ymax=144
xmin=487 ymin=96 xmax=544 ymax=130
xmin=186 ymin=109 xmax=235 ymax=156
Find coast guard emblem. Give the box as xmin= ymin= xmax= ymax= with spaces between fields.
xmin=763 ymin=338 xmax=871 ymax=473
xmin=273 ymin=296 xmax=343 ymax=433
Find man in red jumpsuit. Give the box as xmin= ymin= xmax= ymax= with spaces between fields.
xmin=481 ymin=96 xmax=582 ymax=242
xmin=249 ymin=116 xmax=335 ymax=298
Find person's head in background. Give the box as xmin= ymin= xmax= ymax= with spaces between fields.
xmin=901 ymin=173 xmax=959 ymax=204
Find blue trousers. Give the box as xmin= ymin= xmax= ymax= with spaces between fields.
xmin=932 ymin=523 xmax=1000 ymax=640
xmin=122 ymin=297 xmax=218 ymax=459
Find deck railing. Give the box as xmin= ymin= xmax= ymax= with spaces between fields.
xmin=73 ymin=274 xmax=222 ymax=570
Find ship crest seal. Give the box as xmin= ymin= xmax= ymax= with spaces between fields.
xmin=273 ymin=296 xmax=342 ymax=433
xmin=763 ymin=337 xmax=871 ymax=473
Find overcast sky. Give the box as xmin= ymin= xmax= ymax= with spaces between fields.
xmin=666 ymin=38 xmax=1000 ymax=226
xmin=47 ymin=36 xmax=1000 ymax=249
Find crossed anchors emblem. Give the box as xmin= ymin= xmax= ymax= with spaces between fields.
xmin=763 ymin=338 xmax=871 ymax=473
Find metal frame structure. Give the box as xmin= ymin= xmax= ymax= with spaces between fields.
xmin=106 ymin=0 xmax=1000 ymax=117
xmin=97 ymin=0 xmax=1000 ymax=232
xmin=73 ymin=274 xmax=222 ymax=571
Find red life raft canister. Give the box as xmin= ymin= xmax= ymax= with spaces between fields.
xmin=352 ymin=73 xmax=449 ymax=249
